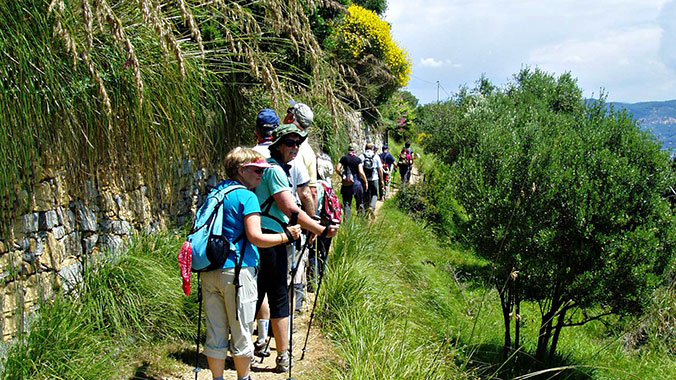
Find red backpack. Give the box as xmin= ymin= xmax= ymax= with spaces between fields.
xmin=318 ymin=181 xmax=342 ymax=225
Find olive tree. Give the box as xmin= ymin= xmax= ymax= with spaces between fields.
xmin=421 ymin=68 xmax=676 ymax=362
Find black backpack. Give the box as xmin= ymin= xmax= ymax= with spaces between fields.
xmin=362 ymin=152 xmax=375 ymax=176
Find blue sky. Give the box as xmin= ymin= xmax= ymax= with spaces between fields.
xmin=385 ymin=0 xmax=676 ymax=105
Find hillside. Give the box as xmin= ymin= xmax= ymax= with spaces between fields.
xmin=609 ymin=99 xmax=676 ymax=151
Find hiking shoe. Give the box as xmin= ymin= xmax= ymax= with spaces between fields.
xmin=275 ymin=350 xmax=291 ymax=373
xmin=253 ymin=340 xmax=270 ymax=357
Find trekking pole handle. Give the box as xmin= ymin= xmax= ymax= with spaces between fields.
xmin=286 ymin=211 xmax=299 ymax=245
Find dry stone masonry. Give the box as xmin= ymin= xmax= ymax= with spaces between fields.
xmin=0 ymin=162 xmax=221 ymax=341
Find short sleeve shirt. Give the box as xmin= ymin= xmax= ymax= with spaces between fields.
xmin=255 ymin=158 xmax=292 ymax=233
xmin=339 ymin=153 xmax=363 ymax=185
xmin=252 ymin=142 xmax=272 ymax=159
xmin=359 ymin=150 xmax=382 ymax=181
xmin=298 ymin=141 xmax=317 ymax=188
xmin=219 ymin=179 xmax=260 ymax=268
xmin=379 ymin=152 xmax=396 ymax=167
xmin=289 ymin=157 xmax=310 ymax=203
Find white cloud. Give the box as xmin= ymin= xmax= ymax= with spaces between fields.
xmin=420 ymin=57 xmax=444 ymax=67
xmin=419 ymin=58 xmax=462 ymax=68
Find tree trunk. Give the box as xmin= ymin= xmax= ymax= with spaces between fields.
xmin=549 ymin=308 xmax=567 ymax=360
xmin=499 ymin=286 xmax=512 ymax=359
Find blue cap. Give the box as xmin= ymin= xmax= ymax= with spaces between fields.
xmin=256 ymin=108 xmax=280 ymax=129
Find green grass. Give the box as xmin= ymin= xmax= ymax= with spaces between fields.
xmin=1 ymin=230 xmax=196 ymax=380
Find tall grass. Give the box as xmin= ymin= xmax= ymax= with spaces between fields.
xmin=0 ymin=0 xmax=362 ymax=234
xmin=318 ymin=214 xmax=471 ymax=380
xmin=2 ymin=230 xmax=194 ymax=379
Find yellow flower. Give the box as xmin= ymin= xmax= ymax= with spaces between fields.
xmin=338 ymin=5 xmax=411 ymax=86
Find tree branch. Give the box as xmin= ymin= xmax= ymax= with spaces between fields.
xmin=562 ymin=311 xmax=613 ymax=328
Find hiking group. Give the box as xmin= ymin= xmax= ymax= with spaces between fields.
xmin=336 ymin=140 xmax=414 ymax=218
xmin=178 ymin=102 xmax=343 ymax=380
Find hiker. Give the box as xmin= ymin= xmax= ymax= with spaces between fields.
xmin=379 ymin=143 xmax=396 ymax=199
xmin=251 ymin=108 xmax=310 ymax=352
xmin=254 ymin=124 xmax=339 ymax=373
xmin=316 ymin=150 xmax=334 ymax=188
xmin=398 ymin=141 xmax=414 ymax=185
xmin=283 ymin=101 xmax=318 ymax=312
xmin=359 ymin=142 xmax=383 ymax=212
xmin=309 ymin=152 xmax=337 ymax=286
xmin=202 ymin=147 xmax=301 ymax=380
xmin=284 ymin=101 xmax=318 ymax=214
xmin=336 ymin=143 xmax=368 ymax=219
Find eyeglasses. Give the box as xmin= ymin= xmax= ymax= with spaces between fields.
xmin=282 ymin=139 xmax=302 ymax=147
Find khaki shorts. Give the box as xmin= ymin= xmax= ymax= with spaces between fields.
xmin=201 ymin=266 xmax=257 ymax=359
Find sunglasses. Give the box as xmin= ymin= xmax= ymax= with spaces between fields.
xmin=249 ymin=167 xmax=265 ymax=174
xmin=282 ymin=139 xmax=302 ymax=147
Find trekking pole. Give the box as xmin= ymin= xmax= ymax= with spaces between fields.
xmin=193 ymin=273 xmax=202 ymax=380
xmin=288 ymin=231 xmax=312 ymax=380
xmin=301 ymin=221 xmax=332 ymax=360
xmin=287 ymin=212 xmax=299 ymax=380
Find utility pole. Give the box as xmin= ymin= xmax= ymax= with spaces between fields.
xmin=436 ymin=80 xmax=440 ymax=103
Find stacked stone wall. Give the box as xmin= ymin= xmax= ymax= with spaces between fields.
xmin=0 ymin=162 xmax=221 ymax=341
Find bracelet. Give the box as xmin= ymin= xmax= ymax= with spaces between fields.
xmin=283 ymin=228 xmax=293 ymax=244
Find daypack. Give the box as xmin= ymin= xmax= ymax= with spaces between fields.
xmin=341 ymin=165 xmax=355 ymax=186
xmin=186 ymin=182 xmax=246 ymax=272
xmin=398 ymin=150 xmax=412 ymax=166
xmin=318 ymin=180 xmax=342 ymax=225
xmin=362 ymin=151 xmax=375 ymax=176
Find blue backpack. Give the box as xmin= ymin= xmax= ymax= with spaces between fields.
xmin=187 ymin=182 xmax=246 ymax=272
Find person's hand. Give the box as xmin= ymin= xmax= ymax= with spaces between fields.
xmin=288 ymin=224 xmax=301 ymax=240
xmin=324 ymin=225 xmax=339 ymax=238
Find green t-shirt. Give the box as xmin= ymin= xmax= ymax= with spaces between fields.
xmin=255 ymin=157 xmax=291 ymax=233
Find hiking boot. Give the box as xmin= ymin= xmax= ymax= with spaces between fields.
xmin=253 ymin=340 xmax=270 ymax=357
xmin=275 ymin=350 xmax=291 ymax=373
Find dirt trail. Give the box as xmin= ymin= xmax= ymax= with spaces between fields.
xmin=168 ymin=294 xmax=337 ymax=380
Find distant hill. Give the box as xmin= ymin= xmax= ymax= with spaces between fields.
xmin=607 ymin=99 xmax=676 ymax=152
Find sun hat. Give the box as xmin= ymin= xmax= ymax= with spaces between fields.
xmin=270 ymin=123 xmax=308 ymax=147
xmin=242 ymin=158 xmax=272 ymax=169
xmin=256 ymin=108 xmax=280 ymax=130
xmin=288 ymin=100 xmax=314 ymax=129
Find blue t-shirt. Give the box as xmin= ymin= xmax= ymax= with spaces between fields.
xmin=219 ymin=179 xmax=261 ymax=268
xmin=379 ymin=151 xmax=396 ymax=167
xmin=254 ymin=157 xmax=292 ymax=233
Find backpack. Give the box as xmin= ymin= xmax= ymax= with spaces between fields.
xmin=341 ymin=165 xmax=355 ymax=186
xmin=186 ymin=182 xmax=246 ymax=272
xmin=318 ymin=180 xmax=342 ymax=225
xmin=362 ymin=151 xmax=375 ymax=176
xmin=398 ymin=150 xmax=412 ymax=166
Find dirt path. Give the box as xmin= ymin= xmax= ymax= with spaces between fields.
xmin=167 ymin=293 xmax=337 ymax=380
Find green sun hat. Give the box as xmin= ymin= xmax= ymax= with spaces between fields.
xmin=270 ymin=123 xmax=308 ymax=147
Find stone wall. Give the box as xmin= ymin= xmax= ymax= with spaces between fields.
xmin=0 ymin=162 xmax=221 ymax=341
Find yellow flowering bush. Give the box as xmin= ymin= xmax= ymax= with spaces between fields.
xmin=338 ymin=4 xmax=411 ymax=87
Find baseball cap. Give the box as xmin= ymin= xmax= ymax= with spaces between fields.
xmin=288 ymin=100 xmax=314 ymax=129
xmin=256 ymin=108 xmax=280 ymax=129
